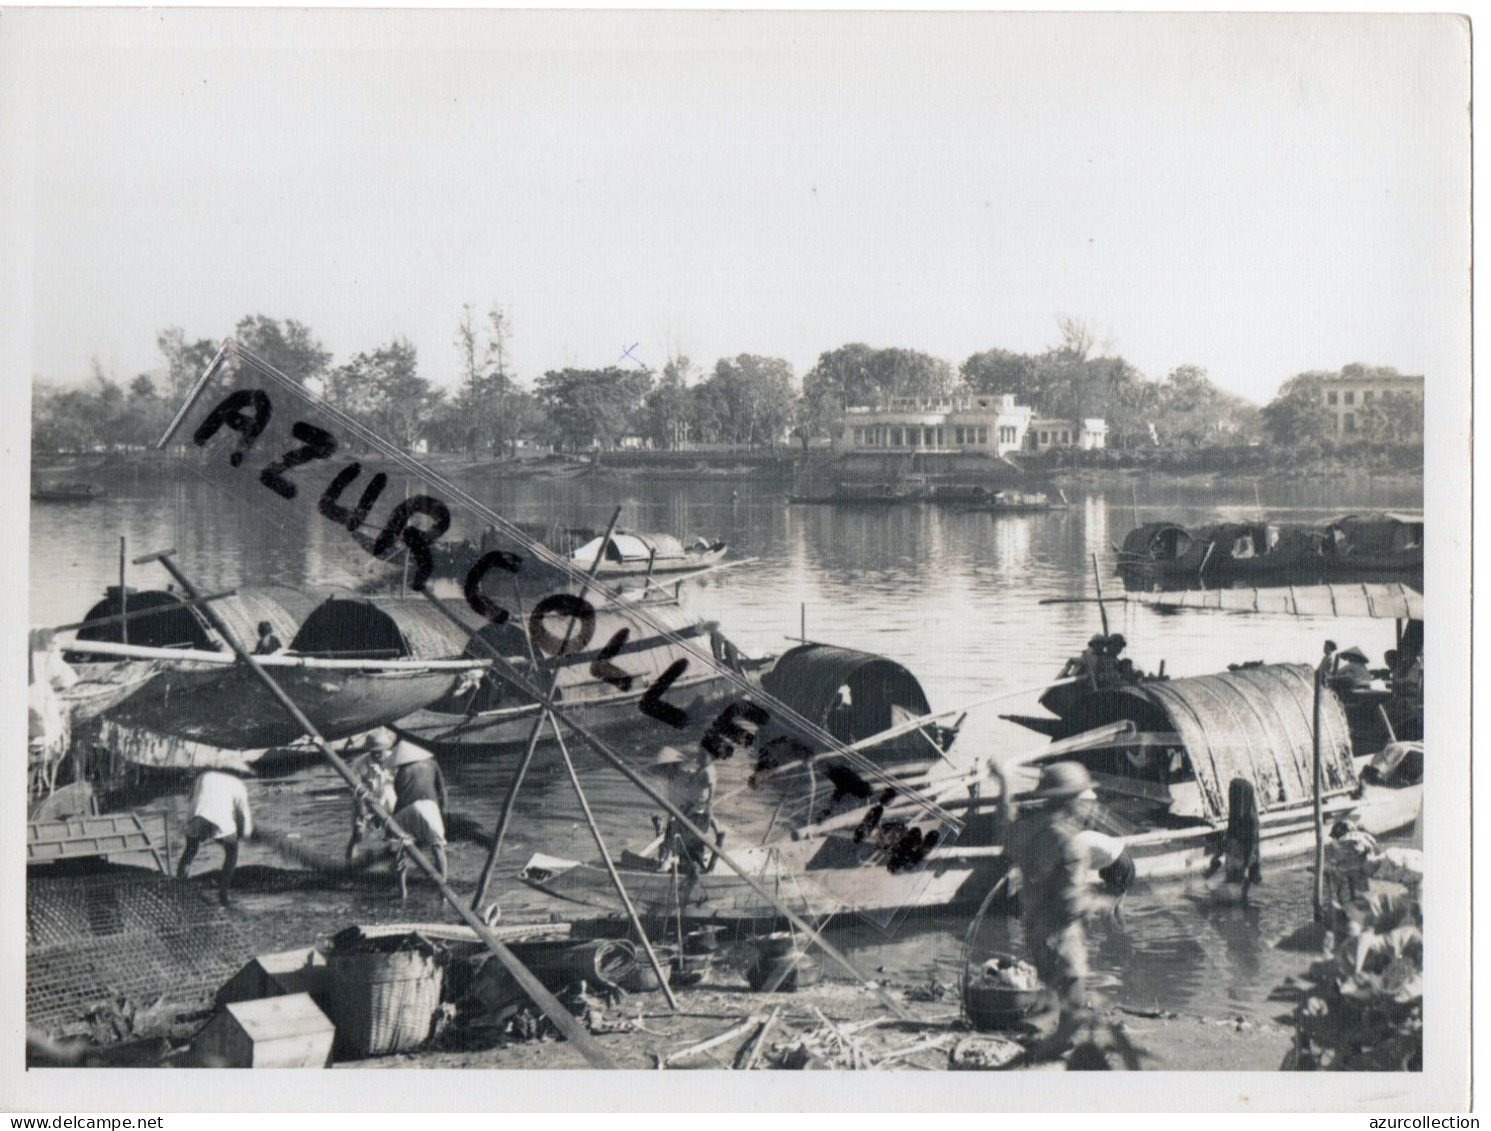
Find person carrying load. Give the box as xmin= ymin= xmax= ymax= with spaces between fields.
xmin=989 ymin=759 xmax=1103 ymax=1056
xmin=344 ymin=729 xmax=398 ymax=863
xmin=342 ymin=728 xmax=449 ymax=898
xmin=654 ymin=745 xmax=720 ymax=876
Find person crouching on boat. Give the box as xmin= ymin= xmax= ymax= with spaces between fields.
xmin=343 ymin=729 xmax=398 ymax=864
xmin=178 ymin=770 xmax=253 ymax=906
xmin=655 ymin=746 xmax=718 ymax=875
xmin=1204 ymin=777 xmax=1263 ymax=904
xmin=989 ymin=759 xmax=1098 ymax=1054
xmin=252 ymin=620 xmax=283 ymax=656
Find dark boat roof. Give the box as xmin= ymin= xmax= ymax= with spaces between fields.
xmin=1120 ymin=522 xmax=1194 ymax=555
xmin=758 ymin=643 xmax=936 ymax=764
xmin=290 ymin=596 xmax=471 ymax=660
xmin=69 ymin=586 xmax=320 ymax=655
xmin=1040 ymin=663 xmax=1357 ymax=820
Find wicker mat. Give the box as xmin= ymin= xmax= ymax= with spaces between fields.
xmin=27 ymin=870 xmax=252 ymax=1034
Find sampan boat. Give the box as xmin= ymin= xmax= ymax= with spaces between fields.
xmin=90 ymin=594 xmax=479 ymax=751
xmin=1319 ymin=513 xmax=1424 ymax=573
xmin=518 ymin=664 xmax=1421 ymax=926
xmin=393 ymin=593 xmax=758 ymax=759
xmin=566 ymin=531 xmax=728 ymax=577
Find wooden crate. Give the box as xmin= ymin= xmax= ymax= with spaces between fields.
xmin=217 ymin=948 xmax=330 ymax=1009
xmin=191 ymin=993 xmax=334 ymax=1068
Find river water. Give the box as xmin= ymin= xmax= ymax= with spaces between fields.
xmin=29 ymin=464 xmax=1421 ymax=1025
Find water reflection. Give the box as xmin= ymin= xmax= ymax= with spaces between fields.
xmin=30 ymin=465 xmax=1420 ymax=1021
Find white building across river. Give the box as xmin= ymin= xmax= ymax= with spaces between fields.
xmin=840 ymin=394 xmax=1107 ymax=456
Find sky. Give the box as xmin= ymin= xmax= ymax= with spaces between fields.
xmin=1 ymin=10 xmax=1471 ymax=405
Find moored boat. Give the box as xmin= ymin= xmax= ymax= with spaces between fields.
xmin=1115 ymin=520 xmax=1326 ymax=584
xmin=393 ymin=593 xmax=758 ymax=759
xmin=788 ymin=480 xmax=924 ymax=505
xmin=567 ymin=531 xmax=728 ymax=577
xmin=1116 ymin=514 xmax=1424 ymax=587
xmin=520 ymin=662 xmax=1421 ymax=926
xmin=518 ymin=755 xmax=1418 ymax=925
xmin=968 ymin=489 xmax=1065 ymax=515
xmin=31 ymin=482 xmax=102 ymax=503
xmin=1319 ymin=513 xmax=1424 ymax=572
xmin=92 ymin=595 xmax=481 ymax=750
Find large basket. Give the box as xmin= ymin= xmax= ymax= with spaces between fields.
xmin=325 ymin=948 xmax=445 ymax=1058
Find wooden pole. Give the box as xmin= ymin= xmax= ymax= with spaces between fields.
xmin=133 ymin=549 xmax=616 ymax=1068
xmin=421 ymin=588 xmax=912 ymax=1019
xmin=1090 ymin=553 xmax=1110 ymax=637
xmin=118 ymin=537 xmax=128 ymax=645
xmin=50 ymin=588 xmax=237 ymax=634
xmin=470 ymin=506 xmax=623 ymax=911
xmin=1313 ymin=641 xmax=1335 ymax=922
xmin=546 ymin=711 xmax=680 ymax=1010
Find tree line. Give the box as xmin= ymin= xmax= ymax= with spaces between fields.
xmin=31 ymin=311 xmax=1420 ymax=458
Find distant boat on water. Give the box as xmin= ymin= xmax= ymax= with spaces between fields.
xmin=567 ymin=531 xmax=728 ymax=577
xmin=970 ymin=489 xmax=1067 ymax=514
xmin=1116 ymin=513 xmax=1423 ymax=585
xmin=787 ymin=481 xmax=925 ymax=505
xmin=31 ymin=482 xmax=101 ymax=503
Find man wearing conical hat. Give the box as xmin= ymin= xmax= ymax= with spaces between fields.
xmin=344 ymin=728 xmax=398 ymax=864
xmin=655 ymin=745 xmax=718 ymax=875
xmin=990 ymin=758 xmax=1099 ymax=1054
xmin=342 ymin=728 xmax=448 ymax=897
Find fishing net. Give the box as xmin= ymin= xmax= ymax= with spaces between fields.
xmin=27 ymin=871 xmax=251 ymax=1034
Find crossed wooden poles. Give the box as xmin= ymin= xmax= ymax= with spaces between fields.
xmin=135 ymin=539 xmax=908 ymax=1071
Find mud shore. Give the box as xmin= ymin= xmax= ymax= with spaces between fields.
xmin=339 ymin=979 xmax=1294 ymax=1073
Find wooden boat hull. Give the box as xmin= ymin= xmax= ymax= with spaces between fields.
xmin=94 ymin=719 xmax=324 ymax=776
xmin=1123 ymin=780 xmax=1420 ymax=882
xmin=58 ymin=661 xmax=163 ymax=722
xmin=393 ymin=667 xmax=738 ymax=758
xmin=520 ymin=835 xmax=1004 ymax=926
xmin=568 ymin=546 xmax=729 ymax=577
xmin=519 ymin=781 xmax=1421 ymax=925
xmin=787 ymin=495 xmax=916 ymax=506
xmin=102 ymin=664 xmax=464 ymax=750
xmin=975 ymin=503 xmax=1053 ymax=515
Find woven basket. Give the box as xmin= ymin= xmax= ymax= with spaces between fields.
xmin=325 ymin=948 xmax=445 ymax=1058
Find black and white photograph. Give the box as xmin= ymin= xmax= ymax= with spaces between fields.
xmin=2 ymin=8 xmax=1472 ymax=1112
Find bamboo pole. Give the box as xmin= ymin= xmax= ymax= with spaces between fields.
xmin=118 ymin=537 xmax=128 ymax=646
xmin=1313 ymin=641 xmax=1335 ymax=922
xmin=48 ymin=588 xmax=238 ymax=634
xmin=470 ymin=506 xmax=623 ymax=910
xmin=47 ymin=638 xmax=489 ymax=670
xmin=421 ymin=589 xmax=913 ymax=1019
xmin=1090 ymin=553 xmax=1110 ymax=637
xmin=133 ymin=549 xmax=616 ymax=1068
xmin=546 ymin=711 xmax=680 ymax=1010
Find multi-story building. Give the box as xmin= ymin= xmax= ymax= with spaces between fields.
xmin=839 ymin=394 xmax=1105 ymax=456
xmin=1028 ymin=417 xmax=1109 ymax=452
xmin=1320 ymin=371 xmax=1424 ymax=442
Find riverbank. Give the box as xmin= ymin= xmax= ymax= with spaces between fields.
xmin=341 ymin=980 xmax=1294 ymax=1073
xmin=31 ymin=447 xmax=1423 ymax=498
